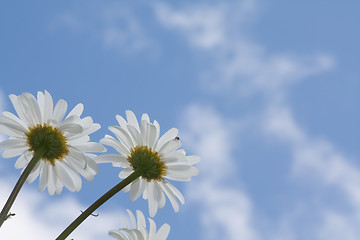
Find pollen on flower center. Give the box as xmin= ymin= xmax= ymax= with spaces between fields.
xmin=128 ymin=146 xmax=166 ymax=182
xmin=26 ymin=124 xmax=69 ymax=165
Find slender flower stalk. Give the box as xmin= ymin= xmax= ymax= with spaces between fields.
xmin=0 ymin=146 xmax=47 ymax=227
xmin=56 ymin=170 xmax=142 ymax=240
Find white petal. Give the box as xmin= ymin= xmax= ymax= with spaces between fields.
xmin=129 ymin=178 xmax=145 ymax=201
xmin=127 ymin=125 xmax=143 ymax=146
xmin=19 ymin=93 xmax=41 ymax=125
xmin=166 ymin=165 xmax=198 ymax=179
xmin=126 ymin=209 xmax=137 ymax=228
xmin=155 ymin=223 xmax=170 ymax=240
xmin=119 ymin=168 xmax=133 ymax=179
xmin=115 ymin=114 xmax=128 ymax=129
xmin=164 ymin=174 xmax=192 ymax=182
xmin=162 ymin=151 xmax=187 ymax=164
xmin=95 ymin=154 xmax=129 ymax=166
xmin=53 ymin=99 xmax=68 ymax=125
xmin=44 ymin=90 xmax=54 ymax=124
xmin=147 ymin=124 xmax=157 ymax=149
xmin=60 ymin=115 xmax=81 ymax=126
xmin=126 ymin=110 xmax=140 ymax=132
xmin=24 ymin=93 xmax=42 ymax=124
xmin=65 ymin=156 xmax=94 ymax=182
xmin=157 ymin=128 xmax=178 ymax=150
xmin=68 ymin=148 xmax=99 ymax=174
xmin=77 ymin=116 xmax=93 ymax=128
xmin=47 ymin=165 xmax=57 ymax=195
xmin=26 ymin=160 xmax=42 ymax=184
xmin=141 ymin=113 xmax=150 ymax=123
xmin=140 ymin=122 xmax=157 ymax=148
xmin=59 ymin=123 xmax=83 ymax=134
xmin=122 ymin=184 xmax=131 ymax=193
xmin=55 ymin=177 xmax=64 ymax=195
xmin=2 ymin=111 xmax=28 ymax=129
xmin=148 ymin=218 xmax=157 ymax=239
xmin=39 ymin=162 xmax=49 ymax=192
xmin=66 ymin=103 xmax=84 ymax=118
xmin=136 ymin=209 xmax=146 ymax=229
xmin=152 ymin=120 xmax=160 ymax=149
xmin=67 ymin=135 xmax=90 ymax=145
xmin=2 ymin=146 xmax=28 ymax=158
xmin=0 ymin=115 xmax=28 ymax=134
xmin=37 ymin=91 xmax=45 ymax=124
xmin=0 ymin=138 xmax=26 ymax=149
xmin=140 ymin=120 xmax=149 ymax=146
xmin=14 ymin=154 xmax=29 ymax=169
xmin=82 ymin=122 xmax=101 ymax=136
xmin=187 ymin=155 xmax=201 ymax=164
xmin=108 ymin=126 xmax=134 ymax=150
xmin=147 ymin=182 xmax=158 ymax=217
xmin=140 ymin=225 xmax=149 ymax=239
xmin=165 ymin=182 xmax=184 ymax=204
xmin=154 ymin=181 xmax=166 ymax=209
xmin=158 ymin=139 xmax=181 ymax=156
xmin=0 ymin=125 xmax=24 ymax=138
xmin=54 ymin=162 xmax=76 ymax=192
xmin=16 ymin=94 xmax=35 ymax=125
xmin=9 ymin=94 xmax=29 ymax=125
xmin=62 ymin=160 xmax=83 ymax=191
xmin=73 ymin=142 xmax=105 ymax=153
xmin=159 ymin=182 xmax=179 ymax=213
xmin=101 ymin=135 xmax=130 ymax=155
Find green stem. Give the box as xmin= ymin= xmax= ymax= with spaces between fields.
xmin=56 ymin=170 xmax=142 ymax=240
xmin=0 ymin=146 xmax=47 ymax=227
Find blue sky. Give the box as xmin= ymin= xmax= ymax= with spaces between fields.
xmin=0 ymin=0 xmax=359 ymax=239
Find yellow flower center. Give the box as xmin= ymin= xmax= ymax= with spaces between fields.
xmin=26 ymin=124 xmax=69 ymax=165
xmin=128 ymin=146 xmax=167 ymax=182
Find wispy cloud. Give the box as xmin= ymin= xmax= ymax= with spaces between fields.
xmin=51 ymin=2 xmax=152 ymax=54
xmin=263 ymin=103 xmax=360 ymax=239
xmin=155 ymin=0 xmax=257 ymax=50
xmin=156 ymin=3 xmax=227 ymax=49
xmin=155 ymin=1 xmax=335 ymax=98
xmin=181 ymin=104 xmax=258 ymax=240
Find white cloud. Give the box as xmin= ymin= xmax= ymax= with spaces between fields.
xmin=155 ymin=0 xmax=257 ymax=50
xmin=181 ymin=104 xmax=258 ymax=240
xmin=52 ymin=3 xmax=151 ymax=54
xmin=180 ymin=105 xmax=236 ymax=182
xmin=155 ymin=2 xmax=335 ymax=97
xmin=0 ymin=176 xmax=124 ymax=240
xmin=100 ymin=6 xmax=149 ymax=52
xmin=317 ymin=211 xmax=358 ymax=240
xmin=156 ymin=3 xmax=227 ymax=49
xmin=263 ymin=103 xmax=360 ymax=238
xmin=264 ymin=104 xmax=360 ymax=209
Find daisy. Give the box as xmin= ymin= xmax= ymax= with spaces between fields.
xmin=96 ymin=110 xmax=200 ymax=217
xmin=0 ymin=91 xmax=105 ymax=195
xmin=109 ymin=209 xmax=170 ymax=240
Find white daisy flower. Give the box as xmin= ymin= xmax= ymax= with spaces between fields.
xmin=109 ymin=209 xmax=170 ymax=240
xmin=96 ymin=110 xmax=200 ymax=217
xmin=0 ymin=91 xmax=105 ymax=195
